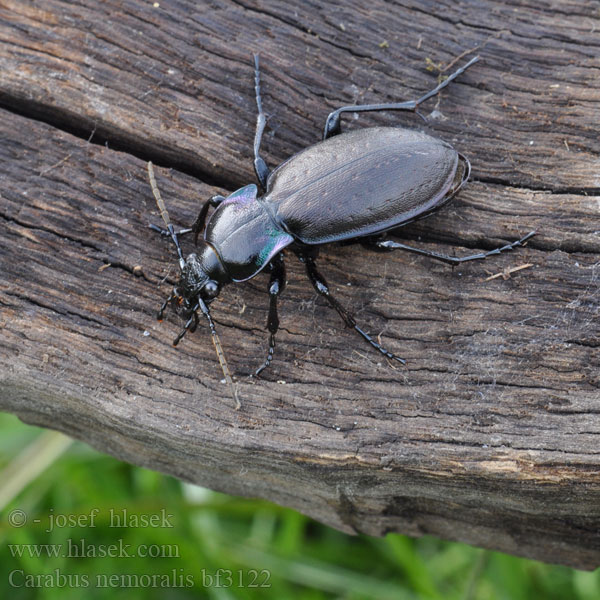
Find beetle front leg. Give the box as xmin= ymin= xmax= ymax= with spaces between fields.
xmin=192 ymin=194 xmax=226 ymax=245
xmin=148 ymin=195 xmax=225 ymax=242
xmin=254 ymin=253 xmax=286 ymax=377
xmin=297 ymin=252 xmax=405 ymax=365
xmin=173 ymin=310 xmax=198 ymax=346
xmin=149 ymin=224 xmax=194 ymax=237
xmin=363 ymin=231 xmax=536 ymax=266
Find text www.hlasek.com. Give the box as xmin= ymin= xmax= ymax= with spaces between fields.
xmin=9 ymin=538 xmax=178 ymax=559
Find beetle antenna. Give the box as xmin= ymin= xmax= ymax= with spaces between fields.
xmin=147 ymin=162 xmax=186 ymax=271
xmin=198 ymin=298 xmax=241 ymax=410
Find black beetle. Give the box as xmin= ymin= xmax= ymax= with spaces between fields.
xmin=149 ymin=54 xmax=534 ymax=395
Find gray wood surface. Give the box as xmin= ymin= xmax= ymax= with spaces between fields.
xmin=0 ymin=0 xmax=598 ymax=568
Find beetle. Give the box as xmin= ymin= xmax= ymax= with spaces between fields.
xmin=149 ymin=54 xmax=534 ymax=392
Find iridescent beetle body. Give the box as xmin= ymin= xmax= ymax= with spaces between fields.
xmin=149 ymin=55 xmax=534 ymax=403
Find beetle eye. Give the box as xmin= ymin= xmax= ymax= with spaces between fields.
xmin=203 ymin=280 xmax=219 ymax=299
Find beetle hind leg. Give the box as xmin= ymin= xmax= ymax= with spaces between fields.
xmin=297 ymin=251 xmax=405 ymax=365
xmin=323 ymin=55 xmax=479 ymax=139
xmin=364 ymin=231 xmax=536 ymax=266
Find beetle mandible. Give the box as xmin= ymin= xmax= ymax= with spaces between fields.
xmin=149 ymin=54 xmax=534 ymax=383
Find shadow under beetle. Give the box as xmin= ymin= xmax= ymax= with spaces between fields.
xmin=149 ymin=54 xmax=535 ymax=388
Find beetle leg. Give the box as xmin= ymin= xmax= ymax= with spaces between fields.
xmin=253 ymin=54 xmax=270 ymax=191
xmin=192 ymin=194 xmax=226 ymax=245
xmin=189 ymin=310 xmax=199 ymax=333
xmin=149 ymin=194 xmax=226 ymax=244
xmin=172 ymin=311 xmax=197 ymax=346
xmin=254 ymin=253 xmax=286 ymax=377
xmin=157 ymin=288 xmax=178 ymax=321
xmin=364 ymin=231 xmax=536 ymax=266
xmin=323 ymin=55 xmax=479 ymax=139
xmin=298 ymin=252 xmax=405 ymax=365
xmin=149 ymin=224 xmax=193 ymax=237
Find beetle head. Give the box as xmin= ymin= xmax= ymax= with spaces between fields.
xmin=172 ymin=242 xmax=229 ymax=318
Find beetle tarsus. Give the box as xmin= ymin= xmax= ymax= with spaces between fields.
xmin=354 ymin=325 xmax=406 ymax=364
xmin=254 ymin=334 xmax=275 ymax=378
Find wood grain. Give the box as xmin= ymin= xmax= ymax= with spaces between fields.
xmin=0 ymin=0 xmax=599 ymax=568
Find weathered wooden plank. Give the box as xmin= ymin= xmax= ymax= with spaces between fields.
xmin=0 ymin=0 xmax=599 ymax=569
xmin=1 ymin=106 xmax=598 ymax=568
